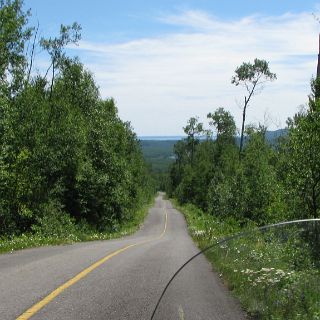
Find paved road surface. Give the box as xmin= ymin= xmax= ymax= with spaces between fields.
xmin=0 ymin=193 xmax=247 ymax=319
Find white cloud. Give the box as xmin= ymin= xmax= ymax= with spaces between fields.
xmin=71 ymin=10 xmax=319 ymax=135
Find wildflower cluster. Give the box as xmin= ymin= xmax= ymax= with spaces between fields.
xmin=238 ymin=267 xmax=295 ymax=287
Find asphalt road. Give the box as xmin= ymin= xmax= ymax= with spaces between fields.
xmin=0 ymin=193 xmax=247 ymax=320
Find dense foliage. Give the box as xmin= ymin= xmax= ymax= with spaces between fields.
xmin=0 ymin=0 xmax=154 ymax=238
xmin=168 ymin=78 xmax=320 ymax=224
xmin=167 ymin=65 xmax=320 ymax=317
xmin=167 ymin=72 xmax=320 ymax=318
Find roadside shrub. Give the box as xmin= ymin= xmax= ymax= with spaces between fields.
xmin=31 ymin=201 xmax=78 ymax=239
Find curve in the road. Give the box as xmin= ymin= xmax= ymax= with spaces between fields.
xmin=16 ymin=209 xmax=168 ymax=320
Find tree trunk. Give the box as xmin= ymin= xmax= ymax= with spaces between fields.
xmin=239 ymin=97 xmax=247 ymax=159
xmin=49 ymin=61 xmax=55 ymax=100
xmin=27 ymin=22 xmax=39 ymax=84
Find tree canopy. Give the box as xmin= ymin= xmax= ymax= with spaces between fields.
xmin=0 ymin=0 xmax=154 ymax=236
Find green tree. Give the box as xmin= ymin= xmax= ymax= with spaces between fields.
xmin=286 ymin=81 xmax=320 ymax=218
xmin=40 ymin=23 xmax=81 ymax=97
xmin=0 ymin=0 xmax=32 ymax=95
xmin=205 ymin=109 xmax=238 ymax=217
xmin=183 ymin=116 xmax=203 ymax=165
xmin=168 ymin=140 xmax=188 ymax=195
xmin=232 ymin=59 xmax=276 ymax=158
xmin=240 ymin=126 xmax=285 ymax=223
xmin=207 ymin=107 xmax=236 ymax=140
xmin=0 ymin=2 xmax=153 ymax=236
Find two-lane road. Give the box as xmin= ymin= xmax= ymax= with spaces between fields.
xmin=0 ymin=194 xmax=246 ymax=319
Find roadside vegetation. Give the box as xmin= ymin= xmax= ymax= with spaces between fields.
xmin=0 ymin=201 xmax=152 ymax=254
xmin=175 ymin=202 xmax=320 ymax=319
xmin=167 ymin=60 xmax=320 ymax=224
xmin=0 ymin=0 xmax=155 ymax=252
xmin=167 ymin=60 xmax=320 ymax=318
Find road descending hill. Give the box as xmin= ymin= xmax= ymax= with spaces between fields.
xmin=0 ymin=194 xmax=246 ymax=320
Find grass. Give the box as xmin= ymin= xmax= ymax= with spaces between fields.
xmin=0 ymin=201 xmax=153 ymax=254
xmin=173 ymin=200 xmax=320 ymax=320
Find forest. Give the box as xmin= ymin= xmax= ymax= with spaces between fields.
xmin=0 ymin=0 xmax=154 ymax=246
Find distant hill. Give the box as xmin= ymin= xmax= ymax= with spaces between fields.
xmin=265 ymin=128 xmax=288 ymax=142
xmin=139 ymin=140 xmax=178 ymax=173
xmin=236 ymin=128 xmax=288 ymax=146
xmin=139 ymin=136 xmax=185 ymax=141
xmin=139 ymin=129 xmax=288 ymax=172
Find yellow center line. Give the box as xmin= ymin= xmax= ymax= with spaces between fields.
xmin=16 ymin=208 xmax=168 ymax=320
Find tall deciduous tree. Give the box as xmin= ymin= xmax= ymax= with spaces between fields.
xmin=0 ymin=0 xmax=32 ymax=95
xmin=286 ymin=79 xmax=320 ymax=218
xmin=232 ymin=58 xmax=276 ymax=158
xmin=0 ymin=0 xmax=154 ymax=236
xmin=40 ymin=22 xmax=81 ymax=97
xmin=183 ymin=116 xmax=203 ymax=165
xmin=207 ymin=107 xmax=236 ymax=142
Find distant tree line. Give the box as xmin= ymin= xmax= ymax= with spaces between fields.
xmin=0 ymin=0 xmax=154 ymax=236
xmin=167 ymin=61 xmax=320 ymax=225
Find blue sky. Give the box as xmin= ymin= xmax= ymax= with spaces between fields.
xmin=26 ymin=1 xmax=320 ymax=135
xmin=27 ymin=1 xmax=320 ymax=43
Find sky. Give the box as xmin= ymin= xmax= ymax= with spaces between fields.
xmin=26 ymin=0 xmax=320 ymax=136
